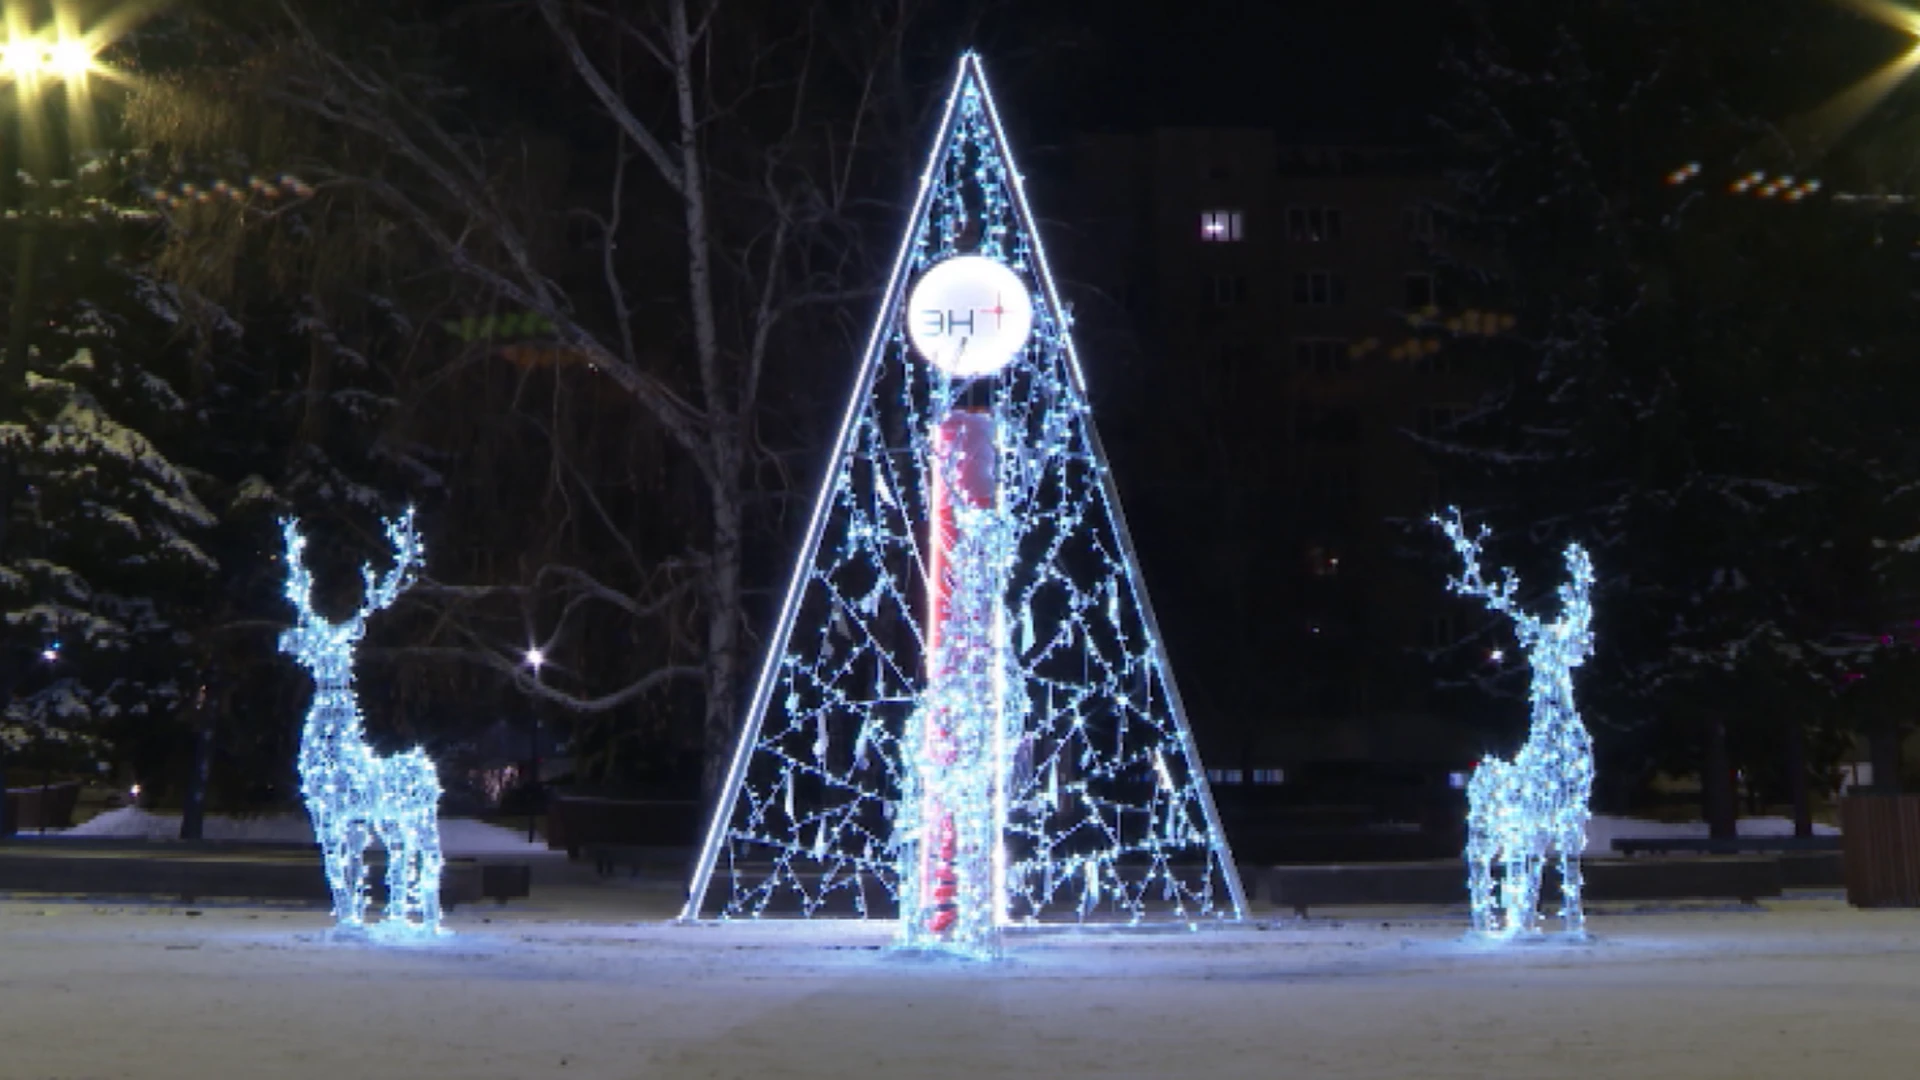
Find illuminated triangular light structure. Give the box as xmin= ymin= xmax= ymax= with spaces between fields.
xmin=682 ymin=53 xmax=1246 ymax=939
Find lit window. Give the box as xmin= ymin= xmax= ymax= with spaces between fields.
xmin=1292 ymin=271 xmax=1345 ymax=306
xmin=1252 ymin=768 xmax=1286 ymax=785
xmin=1199 ymin=210 xmax=1244 ymax=242
xmin=1287 ymin=205 xmax=1343 ymax=242
xmin=1206 ymin=768 xmax=1245 ymax=785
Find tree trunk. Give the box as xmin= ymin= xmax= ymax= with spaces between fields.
xmin=1703 ymin=713 xmax=1737 ymax=838
xmin=701 ymin=479 xmax=744 ymax=805
xmin=180 ymin=722 xmax=212 ymax=841
xmin=1788 ymin=719 xmax=1812 ymax=839
xmin=179 ymin=676 xmax=214 ymax=840
xmin=297 ymin=327 xmax=332 ymax=449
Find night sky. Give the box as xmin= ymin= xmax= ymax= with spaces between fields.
xmin=973 ymin=0 xmax=1457 ymax=141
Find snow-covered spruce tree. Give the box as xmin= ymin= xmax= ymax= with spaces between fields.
xmin=1 ymin=161 xmax=216 ymax=767
xmin=1425 ymin=0 xmax=1920 ymax=822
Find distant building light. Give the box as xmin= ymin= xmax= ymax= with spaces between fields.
xmin=1199 ymin=209 xmax=1244 ymax=242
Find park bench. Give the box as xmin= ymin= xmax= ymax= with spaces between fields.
xmin=3 ymin=782 xmax=82 ymax=831
xmin=0 ymin=838 xmax=529 ymax=909
xmin=582 ymin=842 xmax=687 ymax=879
xmin=1263 ymin=856 xmax=1784 ymax=918
xmin=1610 ymin=836 xmax=1839 ymax=856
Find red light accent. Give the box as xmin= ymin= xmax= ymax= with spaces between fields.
xmin=922 ymin=409 xmax=997 ymax=940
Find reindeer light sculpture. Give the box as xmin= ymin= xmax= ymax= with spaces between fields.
xmin=279 ymin=508 xmax=445 ymax=936
xmin=1434 ymin=507 xmax=1596 ymax=938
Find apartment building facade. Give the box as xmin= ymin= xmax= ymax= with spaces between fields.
xmin=1057 ymin=129 xmax=1505 ymax=785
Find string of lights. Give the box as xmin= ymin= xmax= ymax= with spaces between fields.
xmin=1435 ymin=508 xmax=1596 ymax=938
xmin=682 ymin=54 xmax=1245 ymax=948
xmin=279 ymin=509 xmax=446 ymax=936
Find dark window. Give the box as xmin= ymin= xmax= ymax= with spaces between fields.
xmin=1292 ymin=271 xmax=1344 ymax=307
xmin=1208 ymin=274 xmax=1249 ymax=306
xmin=1306 ymin=546 xmax=1342 ymax=577
xmin=1302 ymin=466 xmax=1356 ymax=505
xmin=1404 ymin=204 xmax=1440 ymax=241
xmin=1405 ymin=273 xmax=1436 ymax=310
xmin=1287 ymin=205 xmax=1343 ymax=242
xmin=1294 ymin=338 xmax=1352 ymax=374
xmin=1220 ymin=340 xmax=1259 ymax=367
xmin=1296 ymin=403 xmax=1362 ymax=447
xmin=1416 ymin=404 xmax=1467 ymax=437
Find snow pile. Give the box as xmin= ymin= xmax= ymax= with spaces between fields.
xmin=63 ymin=808 xmax=549 ymax=855
xmin=1587 ymin=813 xmax=1837 ymax=854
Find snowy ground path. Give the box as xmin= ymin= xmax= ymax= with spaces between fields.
xmin=2 ymin=893 xmax=1915 ymax=1079
xmin=60 ymin=807 xmax=550 ymax=855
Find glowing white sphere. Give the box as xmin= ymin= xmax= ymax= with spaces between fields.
xmin=905 ymin=255 xmax=1034 ymax=377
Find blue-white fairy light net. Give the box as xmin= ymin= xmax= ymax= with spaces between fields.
xmin=682 ymin=55 xmax=1244 ymax=942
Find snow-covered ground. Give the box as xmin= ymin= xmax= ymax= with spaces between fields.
xmin=0 ymin=895 xmax=1914 ymax=1080
xmin=61 ymin=807 xmax=549 ymax=855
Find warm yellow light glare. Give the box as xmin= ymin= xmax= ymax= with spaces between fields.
xmin=1834 ymin=0 xmax=1920 ymax=37
xmin=1780 ymin=6 xmax=1920 ymax=153
xmin=0 ymin=33 xmax=98 ymax=82
xmin=0 ymin=40 xmax=37 ymax=79
xmin=47 ymin=38 xmax=93 ymax=79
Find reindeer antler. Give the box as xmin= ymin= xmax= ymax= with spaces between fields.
xmin=358 ymin=506 xmax=426 ymax=620
xmin=280 ymin=516 xmax=317 ymax=618
xmin=1432 ymin=506 xmax=1543 ymax=643
xmin=1556 ymin=542 xmax=1597 ymax=650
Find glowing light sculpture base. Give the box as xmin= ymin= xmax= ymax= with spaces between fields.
xmin=683 ymin=53 xmax=1245 ymax=947
xmin=1435 ymin=508 xmax=1596 ymax=939
xmin=280 ymin=509 xmax=446 ymax=937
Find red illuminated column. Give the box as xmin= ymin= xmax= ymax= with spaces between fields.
xmin=919 ymin=408 xmax=999 ymax=941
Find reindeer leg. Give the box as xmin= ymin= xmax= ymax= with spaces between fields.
xmin=1523 ymin=853 xmax=1549 ymax=935
xmin=1501 ymin=853 xmax=1532 ymax=936
xmin=418 ymin=808 xmax=445 ymax=931
xmin=1465 ymin=835 xmax=1496 ymax=935
xmin=1557 ymin=825 xmax=1588 ymax=937
xmin=318 ymin=820 xmax=353 ymax=925
xmin=345 ymin=820 xmax=374 ymax=927
xmin=378 ymin=818 xmax=413 ymax=928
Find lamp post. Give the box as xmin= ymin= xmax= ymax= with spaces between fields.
xmin=523 ymin=647 xmax=545 ymax=842
xmin=0 ymin=12 xmax=107 ymax=837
